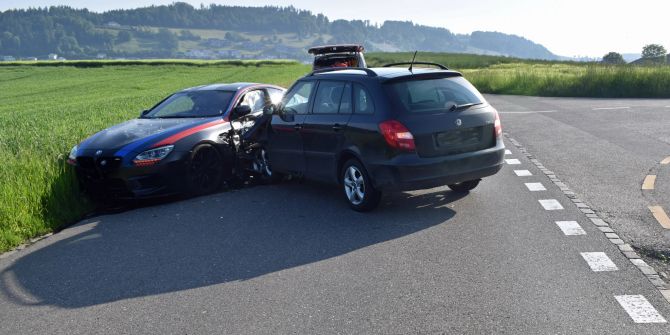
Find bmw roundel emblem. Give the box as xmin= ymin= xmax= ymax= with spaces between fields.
xmin=455 ymin=119 xmax=463 ymax=127
xmin=95 ymin=150 xmax=103 ymax=156
xmin=100 ymin=160 xmax=107 ymax=166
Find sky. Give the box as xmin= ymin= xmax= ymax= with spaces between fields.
xmin=1 ymin=0 xmax=669 ymax=58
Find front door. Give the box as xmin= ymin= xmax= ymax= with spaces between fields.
xmin=301 ymin=81 xmax=353 ymax=182
xmin=267 ymin=81 xmax=315 ymax=174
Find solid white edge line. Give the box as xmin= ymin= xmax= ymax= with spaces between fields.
xmin=539 ymin=199 xmax=563 ymax=210
xmin=580 ymin=252 xmax=618 ymax=272
xmin=592 ymin=106 xmax=630 ymax=110
xmin=556 ymin=221 xmax=586 ymax=236
xmin=615 ymin=295 xmax=667 ymax=323
xmin=525 ymin=183 xmax=546 ymax=191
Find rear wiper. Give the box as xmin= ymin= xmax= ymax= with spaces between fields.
xmin=449 ymin=102 xmax=482 ymax=112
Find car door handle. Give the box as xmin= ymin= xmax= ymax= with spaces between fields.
xmin=332 ymin=124 xmax=343 ymax=131
xmin=294 ymin=124 xmax=303 ymax=131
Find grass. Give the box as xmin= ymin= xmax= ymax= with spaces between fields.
xmin=2 ymin=53 xmax=670 ymax=253
xmin=0 ymin=61 xmax=309 ymax=252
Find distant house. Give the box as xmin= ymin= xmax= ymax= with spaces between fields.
xmin=105 ymin=21 xmax=122 ymax=28
xmin=96 ymin=53 xmax=107 ymax=59
xmin=47 ymin=53 xmax=58 ymax=60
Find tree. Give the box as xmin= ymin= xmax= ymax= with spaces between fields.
xmin=116 ymin=30 xmax=131 ymax=43
xmin=642 ymin=44 xmax=667 ymax=58
xmin=602 ymin=52 xmax=625 ymax=64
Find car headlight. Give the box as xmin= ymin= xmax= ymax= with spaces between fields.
xmin=133 ymin=145 xmax=174 ymax=167
xmin=67 ymin=145 xmax=78 ymax=165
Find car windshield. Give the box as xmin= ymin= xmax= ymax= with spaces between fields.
xmin=144 ymin=90 xmax=235 ymax=118
xmin=388 ymin=76 xmax=485 ymax=114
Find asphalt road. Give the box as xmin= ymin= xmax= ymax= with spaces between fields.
xmin=487 ymin=95 xmax=670 ymax=275
xmin=2 ymin=96 xmax=670 ymax=333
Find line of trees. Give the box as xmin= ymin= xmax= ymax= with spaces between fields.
xmin=602 ymin=44 xmax=667 ymax=65
xmin=0 ymin=2 xmax=558 ymax=60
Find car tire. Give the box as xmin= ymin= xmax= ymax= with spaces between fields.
xmin=253 ymin=146 xmax=283 ymax=184
xmin=341 ymin=159 xmax=381 ymax=212
xmin=447 ymin=179 xmax=480 ymax=193
xmin=187 ymin=144 xmax=224 ymax=196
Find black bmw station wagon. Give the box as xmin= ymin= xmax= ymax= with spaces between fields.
xmin=263 ymin=63 xmax=505 ymax=211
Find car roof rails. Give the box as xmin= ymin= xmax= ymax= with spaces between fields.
xmin=383 ymin=62 xmax=449 ymax=70
xmin=308 ymin=67 xmax=378 ymax=77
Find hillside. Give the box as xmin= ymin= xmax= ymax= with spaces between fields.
xmin=0 ymin=3 xmax=559 ymax=61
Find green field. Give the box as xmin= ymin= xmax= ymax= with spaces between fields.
xmin=0 ymin=61 xmax=309 ymax=252
xmin=2 ymin=53 xmax=670 ymax=253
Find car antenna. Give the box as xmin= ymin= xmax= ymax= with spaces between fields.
xmin=408 ymin=51 xmax=418 ymax=73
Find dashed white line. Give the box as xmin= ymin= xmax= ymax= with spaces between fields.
xmin=504 ymin=149 xmax=512 ymax=155
xmin=539 ymin=199 xmax=563 ymax=210
xmin=505 ymin=159 xmax=521 ymax=165
xmin=556 ymin=221 xmax=586 ymax=236
xmin=580 ymin=252 xmax=618 ymax=272
xmin=514 ymin=170 xmax=533 ymax=177
xmin=592 ymin=106 xmax=630 ymax=111
xmin=525 ymin=183 xmax=546 ymax=191
xmin=615 ymin=295 xmax=667 ymax=323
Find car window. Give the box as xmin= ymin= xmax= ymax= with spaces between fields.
xmin=239 ymin=89 xmax=267 ymax=113
xmin=267 ymin=88 xmax=284 ymax=105
xmin=389 ymin=77 xmax=485 ymax=113
xmin=282 ymin=81 xmax=314 ymax=115
xmin=313 ymin=81 xmax=346 ymax=114
xmin=339 ymin=83 xmax=352 ymax=114
xmin=354 ymin=84 xmax=375 ymax=114
xmin=146 ymin=90 xmax=235 ymax=118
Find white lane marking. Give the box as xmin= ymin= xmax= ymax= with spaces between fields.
xmin=525 ymin=183 xmax=546 ymax=191
xmin=514 ymin=170 xmax=533 ymax=177
xmin=580 ymin=252 xmax=618 ymax=272
xmin=615 ymin=295 xmax=667 ymax=323
xmin=556 ymin=221 xmax=586 ymax=236
xmin=505 ymin=149 xmax=512 ymax=155
xmin=539 ymin=199 xmax=564 ymax=210
xmin=505 ymin=159 xmax=521 ymax=165
xmin=592 ymin=106 xmax=630 ymax=110
xmin=499 ymin=110 xmax=557 ymax=114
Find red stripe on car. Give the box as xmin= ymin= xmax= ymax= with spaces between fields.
xmin=151 ymin=119 xmax=226 ymax=148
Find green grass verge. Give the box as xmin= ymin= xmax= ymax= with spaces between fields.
xmin=0 ymin=62 xmax=310 ymax=252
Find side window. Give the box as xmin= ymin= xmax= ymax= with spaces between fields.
xmin=239 ymin=90 xmax=267 ymax=113
xmin=282 ymin=81 xmax=314 ymax=115
xmin=313 ymin=81 xmax=346 ymax=114
xmin=267 ymin=88 xmax=284 ymax=105
xmin=354 ymin=84 xmax=375 ymax=114
xmin=339 ymin=83 xmax=352 ymax=114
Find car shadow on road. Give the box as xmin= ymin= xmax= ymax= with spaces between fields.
xmin=1 ymin=181 xmax=465 ymax=309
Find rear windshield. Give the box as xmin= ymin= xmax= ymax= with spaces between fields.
xmin=388 ymin=77 xmax=485 ymax=114
xmin=314 ymin=55 xmax=360 ymax=69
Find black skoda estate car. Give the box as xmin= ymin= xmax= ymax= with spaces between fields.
xmin=263 ymin=63 xmax=505 ymax=211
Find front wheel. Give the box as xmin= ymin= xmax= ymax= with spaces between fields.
xmin=252 ymin=147 xmax=283 ymax=184
xmin=447 ymin=179 xmax=480 ymax=193
xmin=341 ymin=159 xmax=381 ymax=212
xmin=187 ymin=144 xmax=224 ymax=196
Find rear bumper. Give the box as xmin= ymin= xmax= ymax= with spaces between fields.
xmin=368 ymin=141 xmax=505 ymax=191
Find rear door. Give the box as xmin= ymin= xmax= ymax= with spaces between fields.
xmin=268 ymin=81 xmax=315 ymax=173
xmin=387 ymin=76 xmax=496 ymax=158
xmin=301 ymin=80 xmax=353 ymax=182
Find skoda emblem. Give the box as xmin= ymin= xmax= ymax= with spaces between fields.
xmin=455 ymin=119 xmax=463 ymax=127
xmin=95 ymin=150 xmax=103 ymax=156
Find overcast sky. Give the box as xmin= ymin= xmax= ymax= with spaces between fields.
xmin=2 ymin=0 xmax=669 ymax=57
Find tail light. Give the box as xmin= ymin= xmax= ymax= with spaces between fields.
xmin=379 ymin=120 xmax=415 ymax=151
xmin=493 ymin=109 xmax=502 ymax=137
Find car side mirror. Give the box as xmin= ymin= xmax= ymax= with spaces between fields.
xmin=140 ymin=109 xmax=150 ymax=117
xmin=231 ymin=105 xmax=252 ymax=120
xmin=263 ymin=104 xmax=277 ymax=116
